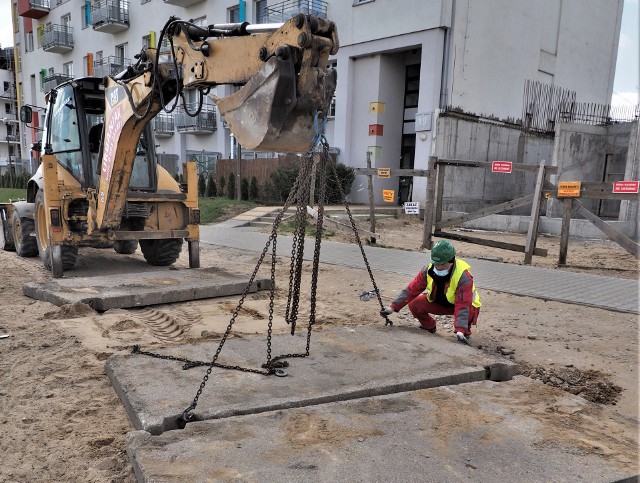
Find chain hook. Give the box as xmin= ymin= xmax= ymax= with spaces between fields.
xmin=176 ymin=403 xmax=196 ymax=429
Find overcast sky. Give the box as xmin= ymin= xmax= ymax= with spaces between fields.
xmin=0 ymin=0 xmax=637 ymax=106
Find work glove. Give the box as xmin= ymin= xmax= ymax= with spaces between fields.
xmin=456 ymin=331 xmax=471 ymax=346
xmin=379 ymin=306 xmax=395 ymax=317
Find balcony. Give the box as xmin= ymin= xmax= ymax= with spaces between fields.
xmin=176 ymin=104 xmax=216 ymax=134
xmin=163 ymin=0 xmax=204 ymax=6
xmin=17 ymin=0 xmax=50 ymax=19
xmin=43 ymin=73 xmax=73 ymax=93
xmin=92 ymin=56 xmax=132 ymax=78
xmin=153 ymin=113 xmax=175 ymax=137
xmin=266 ymin=0 xmax=328 ymax=22
xmin=42 ymin=24 xmax=74 ymax=54
xmin=91 ymin=0 xmax=130 ymax=34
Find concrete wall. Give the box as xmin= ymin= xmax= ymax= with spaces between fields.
xmin=433 ymin=115 xmax=554 ymax=213
xmin=445 ymin=0 xmax=623 ymax=119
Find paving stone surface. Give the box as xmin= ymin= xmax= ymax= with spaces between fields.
xmin=126 ymin=377 xmax=638 ymax=483
xmin=106 ymin=325 xmax=516 ymax=435
xmin=201 ymin=224 xmax=640 ymax=314
xmin=23 ymin=267 xmax=271 ymax=311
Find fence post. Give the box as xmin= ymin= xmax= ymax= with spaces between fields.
xmin=366 ymin=151 xmax=376 ymax=244
xmin=422 ymin=156 xmax=437 ymax=249
xmin=524 ymin=159 xmax=546 ymax=264
xmin=558 ymin=198 xmax=573 ymax=265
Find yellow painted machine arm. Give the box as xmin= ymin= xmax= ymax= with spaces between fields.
xmin=95 ymin=14 xmax=338 ymax=231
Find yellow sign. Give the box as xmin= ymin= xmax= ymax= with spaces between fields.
xmin=557 ymin=181 xmax=581 ymax=198
xmin=377 ymin=168 xmax=391 ymax=178
xmin=383 ymin=190 xmax=395 ymax=203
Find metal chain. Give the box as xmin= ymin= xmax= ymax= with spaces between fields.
xmin=327 ymin=157 xmax=392 ymax=326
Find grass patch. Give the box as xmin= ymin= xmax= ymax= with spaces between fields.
xmin=198 ymin=197 xmax=256 ymax=224
xmin=0 ymin=188 xmax=27 ymax=203
xmin=278 ymin=218 xmax=335 ymax=239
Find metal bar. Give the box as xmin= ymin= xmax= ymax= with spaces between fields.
xmin=113 ymin=230 xmax=189 ymax=240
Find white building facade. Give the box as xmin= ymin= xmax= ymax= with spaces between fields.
xmin=0 ymin=47 xmax=22 ymax=174
xmin=10 ymin=0 xmax=623 ymax=202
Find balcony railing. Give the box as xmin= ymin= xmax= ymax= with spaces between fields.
xmin=266 ymin=0 xmax=328 ymax=22
xmin=42 ymin=24 xmax=74 ymax=53
xmin=18 ymin=0 xmax=50 ymax=19
xmin=91 ymin=0 xmax=130 ymax=34
xmin=176 ymin=104 xmax=216 ymax=134
xmin=43 ymin=73 xmax=73 ymax=93
xmin=92 ymin=56 xmax=132 ymax=78
xmin=153 ymin=113 xmax=175 ymax=136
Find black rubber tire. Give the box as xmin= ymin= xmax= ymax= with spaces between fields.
xmin=35 ymin=191 xmax=78 ymax=271
xmin=113 ymin=240 xmax=139 ymax=254
xmin=12 ymin=212 xmax=38 ymax=257
xmin=0 ymin=208 xmax=15 ymax=251
xmin=139 ymin=238 xmax=183 ymax=266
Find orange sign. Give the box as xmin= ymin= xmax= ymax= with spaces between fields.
xmin=612 ymin=181 xmax=639 ymax=193
xmin=558 ymin=181 xmax=581 ymax=198
xmin=492 ymin=161 xmax=512 ymax=173
xmin=382 ymin=190 xmax=395 ymax=203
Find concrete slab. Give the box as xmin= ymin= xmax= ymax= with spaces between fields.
xmin=106 ymin=325 xmax=517 ymax=435
xmin=23 ymin=268 xmax=271 ymax=311
xmin=125 ymin=377 xmax=638 ymax=483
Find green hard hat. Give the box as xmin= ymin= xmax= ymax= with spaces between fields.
xmin=430 ymin=240 xmax=456 ymax=264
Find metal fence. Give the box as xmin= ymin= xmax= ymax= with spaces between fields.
xmin=265 ymin=0 xmax=328 ymax=22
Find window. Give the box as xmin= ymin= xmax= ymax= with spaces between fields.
xmin=3 ymin=82 xmax=8 ymax=92
xmin=81 ymin=4 xmax=89 ymax=29
xmin=229 ymin=5 xmax=240 ymax=23
xmin=255 ymin=0 xmax=267 ymax=23
xmin=115 ymin=43 xmax=128 ymax=60
xmin=62 ymin=13 xmax=71 ymax=28
xmin=142 ymin=32 xmax=155 ymax=49
xmin=50 ymin=83 xmax=84 ymax=182
xmin=95 ymin=50 xmax=103 ymax=62
xmin=25 ymin=31 xmax=34 ymax=52
xmin=5 ymin=103 xmax=11 ymax=114
xmin=63 ymin=61 xmax=73 ymax=77
xmin=327 ymin=61 xmax=336 ymax=117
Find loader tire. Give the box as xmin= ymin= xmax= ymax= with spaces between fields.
xmin=12 ymin=211 xmax=38 ymax=257
xmin=35 ymin=191 xmax=78 ymax=271
xmin=139 ymin=238 xmax=183 ymax=266
xmin=0 ymin=207 xmax=15 ymax=251
xmin=113 ymin=240 xmax=138 ymax=254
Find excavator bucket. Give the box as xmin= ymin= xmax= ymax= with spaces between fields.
xmin=214 ymin=55 xmax=336 ymax=153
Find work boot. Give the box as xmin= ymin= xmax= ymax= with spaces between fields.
xmin=420 ymin=325 xmax=437 ymax=334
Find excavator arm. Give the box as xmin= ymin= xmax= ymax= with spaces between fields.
xmin=95 ymin=14 xmax=338 ymax=231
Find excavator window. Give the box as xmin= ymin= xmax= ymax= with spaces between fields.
xmin=50 ymin=84 xmax=85 ymax=182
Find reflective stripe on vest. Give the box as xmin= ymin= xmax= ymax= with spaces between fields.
xmin=425 ymin=259 xmax=482 ymax=308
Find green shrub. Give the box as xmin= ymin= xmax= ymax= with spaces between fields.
xmin=219 ymin=175 xmax=226 ymax=197
xmin=205 ymin=176 xmax=217 ymax=197
xmin=227 ymin=172 xmax=236 ymax=199
xmin=321 ymin=162 xmax=355 ymax=204
xmin=264 ymin=165 xmax=299 ymax=203
xmin=240 ymin=177 xmax=249 ymax=201
xmin=249 ymin=176 xmax=259 ymax=201
xmin=197 ymin=174 xmax=206 ymax=197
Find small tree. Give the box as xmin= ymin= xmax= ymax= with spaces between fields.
xmin=219 ymin=175 xmax=226 ymax=197
xmin=249 ymin=176 xmax=259 ymax=201
xmin=206 ymin=176 xmax=217 ymax=197
xmin=227 ymin=172 xmax=236 ymax=199
xmin=240 ymin=177 xmax=249 ymax=201
xmin=197 ymin=174 xmax=206 ymax=197
xmin=264 ymin=165 xmax=299 ymax=203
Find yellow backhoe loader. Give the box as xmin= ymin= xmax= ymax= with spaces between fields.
xmin=0 ymin=14 xmax=337 ymax=278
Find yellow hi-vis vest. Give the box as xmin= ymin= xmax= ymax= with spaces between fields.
xmin=425 ymin=259 xmax=482 ymax=308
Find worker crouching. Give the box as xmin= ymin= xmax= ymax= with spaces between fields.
xmin=380 ymin=240 xmax=481 ymax=345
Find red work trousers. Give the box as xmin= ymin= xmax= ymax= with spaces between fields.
xmin=407 ymin=296 xmax=479 ymax=334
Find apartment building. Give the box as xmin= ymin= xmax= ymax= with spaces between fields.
xmin=10 ymin=0 xmax=623 ymax=202
xmin=0 ymin=47 xmax=22 ymax=174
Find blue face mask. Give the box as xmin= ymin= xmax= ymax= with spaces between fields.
xmin=432 ymin=266 xmax=451 ymax=277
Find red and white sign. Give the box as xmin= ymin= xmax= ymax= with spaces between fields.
xmin=612 ymin=181 xmax=639 ymax=194
xmin=491 ymin=161 xmax=512 ymax=173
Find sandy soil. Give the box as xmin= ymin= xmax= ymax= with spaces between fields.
xmin=0 ymin=214 xmax=638 ymax=482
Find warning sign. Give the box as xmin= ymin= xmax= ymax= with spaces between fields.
xmin=612 ymin=181 xmax=639 ymax=194
xmin=558 ymin=181 xmax=581 ymax=198
xmin=377 ymin=168 xmax=391 ymax=178
xmin=491 ymin=161 xmax=512 ymax=173
xmin=382 ymin=190 xmax=395 ymax=203
xmin=403 ymin=202 xmax=420 ymax=215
